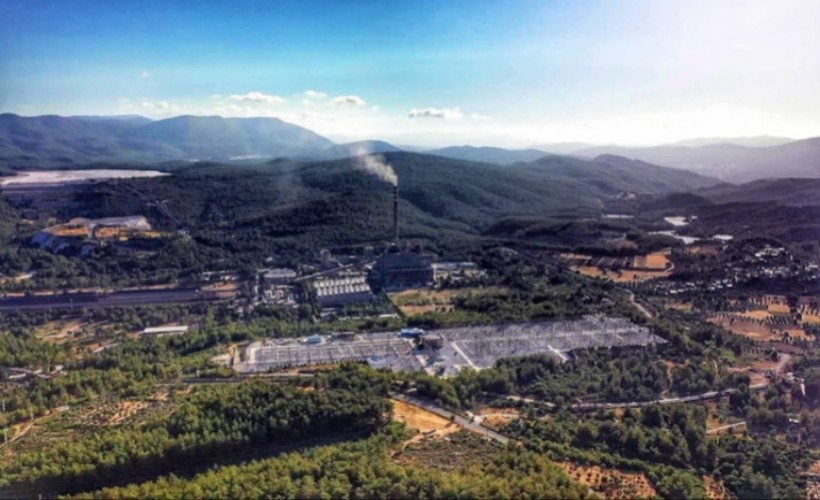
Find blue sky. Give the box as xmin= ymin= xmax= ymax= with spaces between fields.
xmin=2 ymin=0 xmax=819 ymax=146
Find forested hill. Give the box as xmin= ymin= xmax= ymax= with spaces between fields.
xmin=572 ymin=136 xmax=820 ymax=182
xmin=425 ymin=145 xmax=552 ymax=165
xmin=698 ymin=178 xmax=820 ymax=207
xmin=65 ymin=152 xmax=721 ymax=261
xmin=0 ymin=114 xmax=333 ymax=167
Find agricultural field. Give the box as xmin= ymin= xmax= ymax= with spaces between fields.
xmin=708 ymin=294 xmax=818 ymax=343
xmin=559 ymin=462 xmax=657 ymax=499
xmin=575 ymin=266 xmax=671 ymax=283
xmin=388 ymin=287 xmax=508 ymax=317
xmin=632 ymin=250 xmax=671 ymax=270
xmin=566 ymin=250 xmax=673 ymax=283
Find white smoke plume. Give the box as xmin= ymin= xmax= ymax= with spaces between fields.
xmin=353 ymin=146 xmax=398 ymax=186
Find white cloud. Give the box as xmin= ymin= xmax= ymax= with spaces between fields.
xmin=304 ymin=90 xmax=328 ymax=99
xmin=332 ymin=95 xmax=366 ymax=106
xmin=228 ymin=92 xmax=285 ymax=104
xmin=408 ymin=107 xmax=463 ymax=119
xmin=469 ymin=113 xmax=491 ymax=121
xmin=140 ymin=70 xmax=151 ymax=79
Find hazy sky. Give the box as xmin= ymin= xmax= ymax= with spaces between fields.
xmin=2 ymin=0 xmax=819 ymax=147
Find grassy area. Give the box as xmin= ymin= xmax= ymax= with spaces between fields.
xmin=389 ymin=286 xmax=509 ymax=317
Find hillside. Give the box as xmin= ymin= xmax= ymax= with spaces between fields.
xmin=573 ymin=137 xmax=820 ymax=182
xmin=516 ymin=154 xmax=720 ymax=194
xmin=312 ymin=140 xmax=402 ymax=160
xmin=698 ymin=178 xmax=820 ymax=207
xmin=52 ymin=152 xmax=721 ymax=264
xmin=425 ymin=146 xmax=550 ymax=165
xmin=0 ymin=114 xmax=333 ymax=167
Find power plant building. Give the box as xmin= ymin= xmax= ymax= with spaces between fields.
xmin=374 ymin=251 xmax=434 ymax=290
xmin=314 ymin=274 xmax=374 ymax=307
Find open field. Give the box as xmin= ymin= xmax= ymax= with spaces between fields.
xmin=33 ymin=319 xmax=85 ymax=344
xmin=576 ymin=266 xmax=671 ymax=283
xmin=389 ymin=287 xmax=508 ymax=317
xmin=708 ymin=314 xmax=813 ymax=342
xmin=392 ymin=430 xmax=497 ymax=472
xmin=559 ymin=462 xmax=657 ymax=499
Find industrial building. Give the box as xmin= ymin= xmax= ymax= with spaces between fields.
xmin=262 ymin=268 xmax=297 ymax=285
xmin=373 ymin=251 xmax=434 ymax=290
xmin=314 ymin=273 xmax=374 ymax=307
xmin=139 ymin=325 xmax=189 ymax=337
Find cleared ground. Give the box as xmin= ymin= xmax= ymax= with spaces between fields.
xmin=391 ymin=399 xmax=459 ymax=437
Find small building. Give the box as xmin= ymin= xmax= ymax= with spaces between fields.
xmin=400 ymin=327 xmax=425 ymax=339
xmin=263 ymin=268 xmax=297 ymax=285
xmin=333 ymin=331 xmax=358 ymax=341
xmin=140 ymin=325 xmax=189 ymax=337
xmin=420 ymin=332 xmax=444 ymax=350
xmin=305 ymin=334 xmax=324 ymax=345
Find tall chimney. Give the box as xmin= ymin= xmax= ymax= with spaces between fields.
xmin=393 ymin=184 xmax=399 ymax=247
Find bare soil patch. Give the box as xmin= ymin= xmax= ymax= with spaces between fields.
xmin=477 ymin=406 xmax=519 ymax=429
xmin=704 ymin=475 xmax=730 ymax=499
xmin=576 ymin=267 xmax=670 ymax=283
xmin=391 ymin=399 xmax=459 ymax=436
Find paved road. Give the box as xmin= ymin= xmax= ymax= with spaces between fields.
xmin=0 ymin=288 xmax=225 ymax=311
xmin=503 ymin=382 xmax=769 ymax=410
xmin=392 ymin=393 xmax=512 ymax=445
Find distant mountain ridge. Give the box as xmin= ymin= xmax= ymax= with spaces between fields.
xmin=667 ymin=135 xmax=793 ymax=148
xmin=425 ymin=145 xmax=551 ymax=165
xmin=0 ymin=113 xmax=333 ymax=167
xmin=572 ymin=137 xmax=820 ymax=182
xmin=698 ymin=178 xmax=820 ymax=207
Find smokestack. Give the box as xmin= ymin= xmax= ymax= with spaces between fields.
xmin=393 ymin=184 xmax=399 ymax=247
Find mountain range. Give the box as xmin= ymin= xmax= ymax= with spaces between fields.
xmin=0 ymin=114 xmax=817 ymax=183
xmin=571 ymin=138 xmax=820 ymax=182
xmin=423 ymin=146 xmax=552 ymax=165
xmin=0 ymin=113 xmax=332 ymax=167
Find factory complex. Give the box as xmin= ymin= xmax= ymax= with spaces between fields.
xmin=235 ymin=316 xmax=665 ymax=376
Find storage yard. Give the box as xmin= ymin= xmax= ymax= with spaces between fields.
xmin=236 ymin=316 xmax=665 ymax=376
